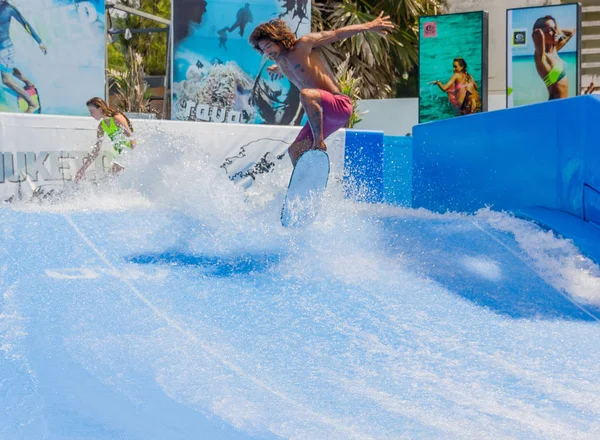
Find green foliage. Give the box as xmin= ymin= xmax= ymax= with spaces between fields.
xmin=395 ymin=71 xmax=419 ymax=98
xmin=336 ymin=57 xmax=364 ymax=128
xmin=108 ymin=43 xmax=126 ymax=72
xmin=107 ymin=0 xmax=170 ymax=75
xmin=312 ymin=0 xmax=445 ymax=99
xmin=109 ymin=46 xmax=152 ymax=113
xmin=106 ymin=0 xmax=444 ymax=98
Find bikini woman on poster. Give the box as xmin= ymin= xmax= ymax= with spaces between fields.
xmin=429 ymin=57 xmax=481 ymax=115
xmin=532 ymin=15 xmax=575 ymax=100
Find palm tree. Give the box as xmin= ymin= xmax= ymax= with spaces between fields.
xmin=312 ymin=0 xmax=445 ymax=99
xmin=108 ymin=0 xmax=170 ymax=76
xmin=109 ymin=46 xmax=152 ymax=113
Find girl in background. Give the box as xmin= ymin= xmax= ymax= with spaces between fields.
xmin=74 ymin=97 xmax=136 ymax=182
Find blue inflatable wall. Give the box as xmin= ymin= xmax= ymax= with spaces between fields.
xmin=344 ymin=129 xmax=385 ymax=203
xmin=411 ymin=95 xmax=600 ymax=225
xmin=346 ymin=96 xmax=600 ymax=263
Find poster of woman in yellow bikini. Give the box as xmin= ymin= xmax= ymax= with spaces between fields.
xmin=507 ymin=3 xmax=581 ymax=108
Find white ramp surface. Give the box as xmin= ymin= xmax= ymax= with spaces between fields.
xmin=2 ymin=195 xmax=600 ymax=440
xmin=281 ymin=150 xmax=330 ymax=228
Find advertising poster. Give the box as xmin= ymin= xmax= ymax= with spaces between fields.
xmin=171 ymin=0 xmax=310 ymax=125
xmin=418 ymin=11 xmax=488 ymax=123
xmin=507 ymin=3 xmax=581 ymax=107
xmin=0 ymin=0 xmax=105 ymax=116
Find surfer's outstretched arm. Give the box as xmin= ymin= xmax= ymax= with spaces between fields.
xmin=298 ymin=12 xmax=394 ymax=49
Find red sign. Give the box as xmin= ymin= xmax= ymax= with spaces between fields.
xmin=423 ymin=21 xmax=437 ymax=38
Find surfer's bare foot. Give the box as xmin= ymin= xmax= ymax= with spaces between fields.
xmin=314 ymin=141 xmax=326 ymax=151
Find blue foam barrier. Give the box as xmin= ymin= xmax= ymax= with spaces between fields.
xmin=383 ymin=135 xmax=412 ymax=206
xmin=343 ymin=129 xmax=384 ymax=203
xmin=412 ymin=95 xmax=600 ymax=221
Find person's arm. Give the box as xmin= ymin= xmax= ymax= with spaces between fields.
xmin=297 ymin=12 xmax=394 ymax=49
xmin=430 ymin=73 xmax=459 ymax=92
xmin=556 ymin=27 xmax=576 ymax=51
xmin=532 ymin=28 xmax=546 ymax=56
xmin=10 ymin=6 xmax=46 ymax=54
xmin=532 ymin=28 xmax=554 ymax=75
xmin=74 ymin=126 xmax=103 ymax=182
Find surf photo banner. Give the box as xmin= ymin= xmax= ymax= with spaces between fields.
xmin=506 ymin=3 xmax=581 ymax=108
xmin=418 ymin=11 xmax=488 ymax=124
xmin=171 ymin=0 xmax=310 ymax=125
xmin=0 ymin=0 xmax=105 ymax=116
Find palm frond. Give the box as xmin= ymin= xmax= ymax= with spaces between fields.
xmin=312 ymin=0 xmax=445 ymax=98
xmin=108 ymin=46 xmax=151 ymax=113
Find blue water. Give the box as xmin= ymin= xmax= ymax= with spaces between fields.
xmin=1 ymin=151 xmax=600 ymax=439
xmin=172 ymin=0 xmax=310 ymax=124
xmin=510 ymin=52 xmax=578 ymax=106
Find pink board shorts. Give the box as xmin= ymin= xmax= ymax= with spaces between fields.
xmin=294 ymin=90 xmax=353 ymax=144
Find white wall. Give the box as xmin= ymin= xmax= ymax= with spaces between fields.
xmin=0 ymin=113 xmax=346 ymax=201
xmin=354 ymin=95 xmax=507 ymax=134
xmin=354 ymin=98 xmax=418 ymax=136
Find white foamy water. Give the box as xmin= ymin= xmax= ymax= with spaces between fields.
xmin=476 ymin=208 xmax=600 ymax=306
xmin=2 ymin=128 xmax=600 ymax=440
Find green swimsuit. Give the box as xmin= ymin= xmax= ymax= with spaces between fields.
xmin=101 ymin=117 xmax=133 ymax=154
xmin=543 ymin=60 xmax=567 ymax=88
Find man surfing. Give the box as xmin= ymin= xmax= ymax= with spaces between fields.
xmin=0 ymin=0 xmax=47 ymax=113
xmin=249 ymin=14 xmax=394 ymax=227
xmin=249 ymin=13 xmax=394 ymax=166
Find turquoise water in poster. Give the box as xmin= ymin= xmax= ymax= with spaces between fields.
xmin=419 ymin=12 xmax=485 ymax=123
xmin=0 ymin=0 xmax=105 ymax=116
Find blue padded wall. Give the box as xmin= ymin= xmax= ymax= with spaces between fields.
xmin=383 ymin=135 xmax=412 ymax=207
xmin=581 ymin=98 xmax=600 ymax=226
xmin=412 ymin=95 xmax=600 ymax=222
xmin=344 ymin=129 xmax=385 ymax=203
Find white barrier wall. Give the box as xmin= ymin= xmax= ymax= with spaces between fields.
xmin=0 ymin=113 xmax=346 ymax=201
xmin=355 ymin=98 xmax=418 ymax=136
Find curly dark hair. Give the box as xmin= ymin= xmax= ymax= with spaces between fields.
xmin=249 ymin=19 xmax=296 ymax=52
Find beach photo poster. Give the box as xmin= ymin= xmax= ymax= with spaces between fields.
xmin=507 ymin=3 xmax=581 ymax=108
xmin=418 ymin=11 xmax=488 ymax=123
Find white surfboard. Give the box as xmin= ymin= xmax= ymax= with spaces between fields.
xmin=281 ymin=149 xmax=330 ymax=228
